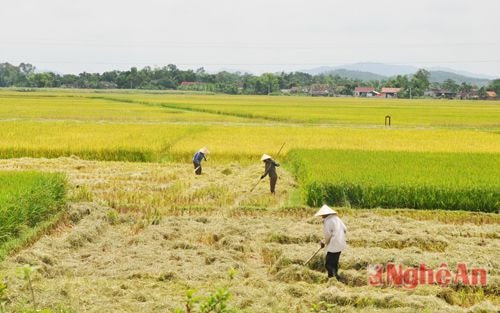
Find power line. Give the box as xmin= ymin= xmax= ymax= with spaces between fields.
xmin=3 ymin=39 xmax=500 ymax=49
xmin=4 ymin=60 xmax=500 ymax=66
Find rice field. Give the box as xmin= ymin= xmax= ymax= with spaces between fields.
xmin=0 ymin=91 xmax=254 ymax=123
xmin=0 ymin=171 xmax=66 ymax=260
xmin=0 ymin=89 xmax=499 ymax=312
xmin=109 ymin=93 xmax=500 ymax=128
xmin=0 ymin=158 xmax=497 ymax=313
xmin=1 ymin=90 xmax=499 ymax=163
xmin=288 ymin=149 xmax=500 ymax=212
xmin=2 ymin=121 xmax=498 ymax=163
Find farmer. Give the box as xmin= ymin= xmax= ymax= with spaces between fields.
xmin=193 ymin=147 xmax=209 ymax=175
xmin=260 ymin=154 xmax=280 ymax=193
xmin=315 ymin=205 xmax=347 ymax=280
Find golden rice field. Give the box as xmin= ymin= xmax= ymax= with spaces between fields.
xmin=0 ymin=90 xmax=499 ymax=162
xmin=0 ymin=89 xmax=499 ymax=312
xmin=108 ymin=92 xmax=500 ymax=128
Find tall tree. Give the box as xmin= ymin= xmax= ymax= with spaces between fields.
xmin=487 ymin=79 xmax=500 ymax=95
xmin=442 ymin=79 xmax=459 ymax=93
xmin=459 ymin=82 xmax=473 ymax=93
xmin=260 ymin=73 xmax=279 ymax=95
xmin=411 ymin=69 xmax=431 ymax=97
xmin=478 ymin=87 xmax=488 ymax=99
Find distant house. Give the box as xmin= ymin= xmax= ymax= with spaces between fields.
xmin=180 ymin=81 xmax=202 ymax=87
xmin=458 ymin=89 xmax=479 ymax=100
xmin=310 ymin=84 xmax=331 ymax=96
xmin=380 ymin=87 xmax=402 ymax=98
xmin=486 ymin=91 xmax=497 ymax=100
xmin=424 ymin=88 xmax=440 ymax=98
xmin=290 ymin=86 xmax=309 ymax=94
xmin=424 ymin=88 xmax=456 ymax=99
xmin=354 ymin=87 xmax=378 ymax=97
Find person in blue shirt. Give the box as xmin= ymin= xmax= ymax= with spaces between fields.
xmin=193 ymin=147 xmax=209 ymax=175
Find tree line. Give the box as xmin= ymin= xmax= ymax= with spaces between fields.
xmin=1 ymin=62 xmax=499 ymax=98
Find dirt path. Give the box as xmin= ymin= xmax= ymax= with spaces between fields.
xmin=0 ymin=158 xmax=498 ymax=312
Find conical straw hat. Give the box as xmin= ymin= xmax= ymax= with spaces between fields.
xmin=200 ymin=147 xmax=209 ymax=154
xmin=261 ymin=154 xmax=272 ymax=161
xmin=314 ymin=205 xmax=337 ymax=217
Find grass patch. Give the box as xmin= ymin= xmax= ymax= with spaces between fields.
xmin=0 ymin=171 xmax=66 ymax=260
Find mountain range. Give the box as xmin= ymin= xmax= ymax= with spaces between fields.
xmin=301 ymin=62 xmax=497 ymax=86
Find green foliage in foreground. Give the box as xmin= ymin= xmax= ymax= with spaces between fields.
xmin=288 ymin=149 xmax=500 ymax=212
xmin=0 ymin=171 xmax=66 ymax=259
xmin=174 ymin=288 xmax=235 ymax=313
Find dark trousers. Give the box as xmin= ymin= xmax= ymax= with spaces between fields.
xmin=193 ymin=162 xmax=202 ymax=175
xmin=326 ymin=251 xmax=341 ymax=279
xmin=270 ymin=175 xmax=277 ymax=193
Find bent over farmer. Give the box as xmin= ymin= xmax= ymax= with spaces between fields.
xmin=260 ymin=154 xmax=280 ymax=193
xmin=315 ymin=205 xmax=347 ymax=280
xmin=193 ymin=147 xmax=209 ymax=175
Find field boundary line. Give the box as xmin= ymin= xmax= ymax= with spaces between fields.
xmin=87 ymin=95 xmax=291 ymax=123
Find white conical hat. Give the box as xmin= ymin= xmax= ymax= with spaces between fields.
xmin=314 ymin=205 xmax=337 ymax=217
xmin=200 ymin=147 xmax=209 ymax=154
xmin=261 ymin=154 xmax=272 ymax=161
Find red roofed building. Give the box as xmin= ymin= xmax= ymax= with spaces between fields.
xmin=486 ymin=91 xmax=497 ymax=100
xmin=354 ymin=87 xmax=378 ymax=97
xmin=380 ymin=87 xmax=402 ymax=98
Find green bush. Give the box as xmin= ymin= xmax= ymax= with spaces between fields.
xmin=174 ymin=288 xmax=235 ymax=313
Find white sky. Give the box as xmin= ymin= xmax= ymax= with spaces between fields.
xmin=1 ymin=0 xmax=499 ymax=76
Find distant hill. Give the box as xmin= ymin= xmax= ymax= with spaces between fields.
xmin=303 ymin=63 xmax=416 ymax=77
xmin=428 ymin=71 xmax=491 ymax=86
xmin=324 ymin=69 xmax=386 ymax=81
xmin=336 ymin=62 xmax=417 ymax=77
xmin=428 ymin=67 xmax=497 ymax=80
xmin=301 ymin=62 xmax=495 ymax=86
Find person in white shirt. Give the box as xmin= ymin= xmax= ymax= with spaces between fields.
xmin=315 ymin=204 xmax=347 ymax=280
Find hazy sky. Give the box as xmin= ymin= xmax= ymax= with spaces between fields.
xmin=1 ymin=0 xmax=499 ymax=76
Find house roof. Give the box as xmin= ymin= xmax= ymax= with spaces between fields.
xmin=354 ymin=87 xmax=375 ymax=93
xmin=486 ymin=91 xmax=497 ymax=98
xmin=381 ymin=87 xmax=401 ymax=93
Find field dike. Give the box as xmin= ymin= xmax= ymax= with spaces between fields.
xmin=0 ymin=158 xmax=498 ymax=312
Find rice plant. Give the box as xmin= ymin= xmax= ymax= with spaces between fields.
xmin=0 ymin=171 xmax=66 ymax=259
xmin=288 ymin=149 xmax=500 ymax=212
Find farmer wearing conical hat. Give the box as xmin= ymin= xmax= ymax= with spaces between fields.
xmin=260 ymin=154 xmax=280 ymax=194
xmin=315 ymin=205 xmax=347 ymax=280
xmin=193 ymin=147 xmax=209 ymax=175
